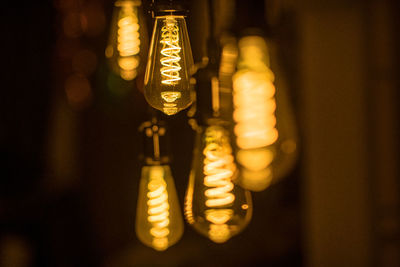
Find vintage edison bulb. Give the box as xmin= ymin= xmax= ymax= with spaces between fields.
xmin=105 ymin=0 xmax=146 ymax=81
xmin=232 ymin=35 xmax=298 ymax=191
xmin=136 ymin=165 xmax=184 ymax=251
xmin=185 ymin=124 xmax=252 ymax=243
xmin=144 ymin=16 xmax=194 ymax=115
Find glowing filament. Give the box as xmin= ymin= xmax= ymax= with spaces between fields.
xmin=116 ymin=1 xmax=140 ymax=80
xmin=203 ymin=142 xmax=235 ymax=207
xmin=147 ymin=167 xmax=170 ymax=251
xmin=160 ymin=18 xmax=182 ymax=85
xmin=233 ymin=72 xmax=278 ymax=150
xmin=203 ymin=127 xmax=236 ymax=243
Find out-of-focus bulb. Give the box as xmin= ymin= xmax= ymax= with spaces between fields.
xmin=185 ymin=125 xmax=252 ymax=243
xmin=136 ymin=165 xmax=184 ymax=251
xmin=106 ymin=0 xmax=145 ymax=81
xmin=232 ymin=35 xmax=298 ymax=191
xmin=144 ymin=15 xmax=194 ymax=115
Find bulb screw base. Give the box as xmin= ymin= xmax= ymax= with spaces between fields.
xmin=139 ymin=118 xmax=171 ymax=165
xmin=150 ymin=0 xmax=189 ymax=17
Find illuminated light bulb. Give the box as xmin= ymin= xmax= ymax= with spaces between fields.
xmin=135 ymin=119 xmax=183 ymax=251
xmin=136 ymin=165 xmax=184 ymax=251
xmin=232 ymin=35 xmax=298 ymax=191
xmin=144 ymin=15 xmax=194 ymax=115
xmin=106 ymin=0 xmax=146 ymax=81
xmin=185 ymin=125 xmax=252 ymax=243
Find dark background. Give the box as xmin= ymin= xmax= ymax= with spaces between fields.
xmin=0 ymin=0 xmax=399 ymax=266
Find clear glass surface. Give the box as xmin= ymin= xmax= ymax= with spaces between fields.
xmin=144 ymin=16 xmax=194 ymax=115
xmin=105 ymin=0 xmax=147 ymax=80
xmin=136 ymin=165 xmax=184 ymax=251
xmin=232 ymin=36 xmax=298 ymax=191
xmin=185 ymin=125 xmax=252 ymax=243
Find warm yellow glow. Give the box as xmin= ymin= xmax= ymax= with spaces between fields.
xmin=205 ymin=209 xmax=233 ymax=225
xmin=144 ymin=15 xmax=193 ymax=116
xmin=233 ymin=72 xmax=278 ymax=150
xmin=106 ymin=0 xmax=141 ymax=81
xmin=117 ymin=17 xmax=140 ymax=57
xmin=232 ymin=36 xmax=280 ymax=192
xmin=136 ymin=165 xmax=184 ymax=251
xmin=236 ymin=148 xmax=274 ymax=171
xmin=184 ymin=170 xmax=195 ymax=225
xmin=202 ymin=127 xmax=236 ymax=242
xmin=208 ymin=219 xmax=231 ymax=243
xmin=211 ymin=76 xmax=220 ymax=115
xmin=147 ymin=167 xmax=170 ymax=251
xmin=203 ymin=128 xmax=236 ymax=208
xmin=241 ymin=167 xmax=272 ymax=191
xmin=184 ymin=125 xmax=253 ymax=243
xmin=160 ymin=17 xmax=182 ymax=85
xmin=158 ymin=17 xmax=182 ymax=115
xmin=117 ymin=1 xmax=140 ymax=80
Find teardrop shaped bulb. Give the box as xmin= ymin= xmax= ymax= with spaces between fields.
xmin=144 ymin=16 xmax=194 ymax=115
xmin=185 ymin=125 xmax=252 ymax=243
xmin=105 ymin=0 xmax=147 ymax=81
xmin=232 ymin=35 xmax=298 ymax=191
xmin=136 ymin=165 xmax=184 ymax=251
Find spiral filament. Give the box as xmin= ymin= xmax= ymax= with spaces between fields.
xmin=143 ymin=15 xmax=193 ymax=116
xmin=232 ymin=36 xmax=280 ymax=191
xmin=203 ymin=126 xmax=236 ymax=243
xmin=203 ymin=143 xmax=235 ymax=208
xmin=147 ymin=166 xmax=170 ymax=251
xmin=233 ymin=72 xmax=278 ymax=150
xmin=116 ymin=0 xmax=140 ymax=80
xmin=160 ymin=17 xmax=182 ymax=85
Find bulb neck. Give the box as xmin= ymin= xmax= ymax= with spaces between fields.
xmin=192 ymin=36 xmax=222 ymax=126
xmin=139 ymin=119 xmax=171 ymax=165
xmin=151 ymin=0 xmax=189 ymax=17
xmin=233 ymin=0 xmax=271 ymax=37
xmin=115 ymin=0 xmax=141 ymax=7
xmin=193 ymin=67 xmax=216 ymax=126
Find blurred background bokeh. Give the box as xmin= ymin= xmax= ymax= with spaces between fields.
xmin=1 ymin=0 xmax=399 ymax=266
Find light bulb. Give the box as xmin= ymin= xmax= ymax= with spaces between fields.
xmin=232 ymin=35 xmax=298 ymax=191
xmin=185 ymin=124 xmax=252 ymax=243
xmin=106 ymin=0 xmax=146 ymax=81
xmin=144 ymin=15 xmax=194 ymax=115
xmin=136 ymin=164 xmax=184 ymax=251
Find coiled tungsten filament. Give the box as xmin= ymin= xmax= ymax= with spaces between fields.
xmin=116 ymin=1 xmax=140 ymax=79
xmin=203 ymin=127 xmax=236 ymax=242
xmin=184 ymin=125 xmax=252 ymax=243
xmin=143 ymin=15 xmax=193 ymax=115
xmin=233 ymin=72 xmax=278 ymax=150
xmin=147 ymin=167 xmax=170 ymax=251
xmin=118 ymin=11 xmax=140 ymax=57
xmin=203 ymin=144 xmax=235 ymax=208
xmin=160 ymin=18 xmax=182 ymax=85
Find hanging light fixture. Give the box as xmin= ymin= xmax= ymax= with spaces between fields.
xmin=143 ymin=0 xmax=194 ymax=115
xmin=135 ymin=118 xmax=184 ymax=251
xmin=101 ymin=0 xmax=299 ymax=250
xmin=184 ymin=35 xmax=252 ymax=243
xmin=106 ymin=0 xmax=148 ymax=81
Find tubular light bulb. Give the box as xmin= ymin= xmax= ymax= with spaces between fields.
xmin=136 ymin=165 xmax=184 ymax=251
xmin=144 ymin=15 xmax=194 ymax=115
xmin=185 ymin=125 xmax=252 ymax=243
xmin=232 ymin=35 xmax=298 ymax=191
xmin=106 ymin=0 xmax=145 ymax=81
